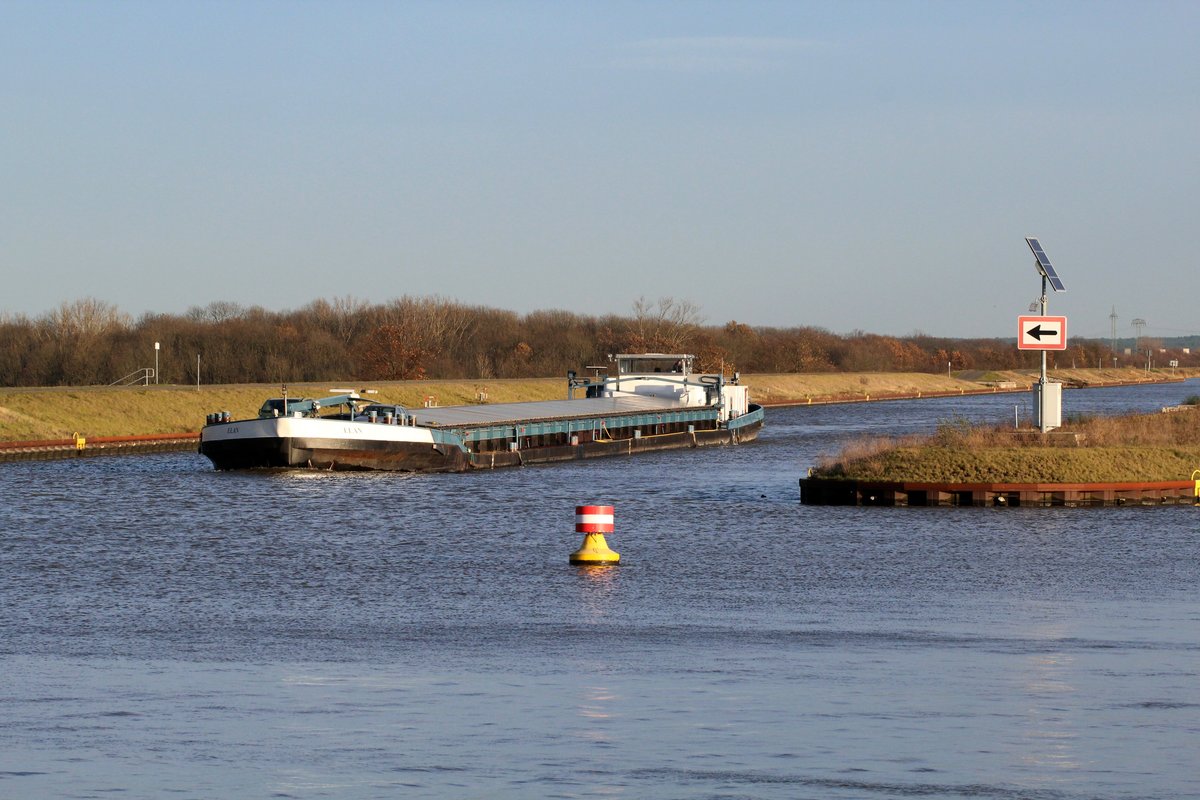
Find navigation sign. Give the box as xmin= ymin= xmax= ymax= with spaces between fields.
xmin=1018 ymin=315 xmax=1068 ymax=350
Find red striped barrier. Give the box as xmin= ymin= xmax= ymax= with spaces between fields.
xmin=575 ymin=505 xmax=614 ymax=533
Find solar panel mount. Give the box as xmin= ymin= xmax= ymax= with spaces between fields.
xmin=1025 ymin=236 xmax=1066 ymax=292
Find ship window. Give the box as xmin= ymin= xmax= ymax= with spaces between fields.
xmin=620 ymin=357 xmax=688 ymax=375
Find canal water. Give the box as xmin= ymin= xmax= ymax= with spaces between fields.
xmin=2 ymin=380 xmax=1198 ymax=799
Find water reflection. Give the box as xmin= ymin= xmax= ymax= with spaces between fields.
xmin=577 ymin=684 xmax=619 ymax=724
xmin=1020 ymin=623 xmax=1081 ymax=776
xmin=573 ymin=564 xmax=620 ymax=622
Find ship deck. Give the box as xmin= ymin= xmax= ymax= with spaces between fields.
xmin=410 ymin=395 xmax=696 ymax=429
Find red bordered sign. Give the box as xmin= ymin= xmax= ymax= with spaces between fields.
xmin=1017 ymin=315 xmax=1068 ymax=350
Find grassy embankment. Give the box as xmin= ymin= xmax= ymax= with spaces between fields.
xmin=747 ymin=366 xmax=1187 ymax=404
xmin=0 ymin=379 xmax=567 ymax=441
xmin=0 ymin=367 xmax=1193 ymax=442
xmin=812 ymin=402 xmax=1200 ymax=484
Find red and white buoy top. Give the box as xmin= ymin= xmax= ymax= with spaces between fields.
xmin=575 ymin=504 xmax=614 ymax=533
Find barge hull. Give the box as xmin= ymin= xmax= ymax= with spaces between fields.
xmin=201 ymin=413 xmax=762 ymax=472
xmin=199 ymin=357 xmax=763 ymax=473
xmin=201 ymin=436 xmax=469 ymax=472
xmin=467 ymin=422 xmax=760 ymax=470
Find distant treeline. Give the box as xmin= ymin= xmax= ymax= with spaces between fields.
xmin=0 ymin=296 xmax=1188 ymax=387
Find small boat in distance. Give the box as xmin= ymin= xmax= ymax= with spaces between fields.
xmin=199 ymin=353 xmax=764 ymax=472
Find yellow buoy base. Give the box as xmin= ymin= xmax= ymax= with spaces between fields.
xmin=569 ymin=533 xmax=620 ymax=565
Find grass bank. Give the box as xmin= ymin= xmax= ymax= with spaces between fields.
xmin=0 ymin=367 xmax=1193 ymax=442
xmin=812 ymin=405 xmax=1200 ymax=483
xmin=749 ymin=366 xmax=1194 ymax=406
xmin=0 ymin=378 xmax=566 ymax=441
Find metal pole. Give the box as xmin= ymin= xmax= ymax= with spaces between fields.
xmin=196 ymin=354 xmax=200 ymax=389
xmin=1039 ymin=275 xmax=1048 ymax=433
xmin=154 ymin=341 xmax=160 ymax=385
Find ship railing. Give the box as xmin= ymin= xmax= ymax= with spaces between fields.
xmin=568 ymin=370 xmax=738 ymax=401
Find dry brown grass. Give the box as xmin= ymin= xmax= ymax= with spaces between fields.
xmin=747 ymin=372 xmax=978 ymax=401
xmin=745 ymin=367 xmax=1183 ymax=405
xmin=813 ymin=408 xmax=1200 ymax=483
xmin=0 ymin=378 xmax=564 ymax=440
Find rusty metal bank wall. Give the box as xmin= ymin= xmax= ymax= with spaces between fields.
xmin=0 ymin=433 xmax=199 ymax=463
xmin=799 ymin=476 xmax=1199 ymax=507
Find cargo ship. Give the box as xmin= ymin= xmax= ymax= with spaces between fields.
xmin=199 ymin=353 xmax=764 ymax=472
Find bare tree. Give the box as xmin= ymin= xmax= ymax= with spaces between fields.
xmin=185 ymin=300 xmax=246 ymax=324
xmin=629 ymin=296 xmax=704 ymax=353
xmin=360 ymin=322 xmax=433 ymax=380
xmin=303 ymin=296 xmax=371 ymax=346
xmin=46 ymin=298 xmax=130 ymax=338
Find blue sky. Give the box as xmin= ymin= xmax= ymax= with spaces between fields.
xmin=3 ymin=1 xmax=1197 ymax=338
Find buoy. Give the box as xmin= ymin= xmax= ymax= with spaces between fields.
xmin=570 ymin=504 xmax=620 ymax=565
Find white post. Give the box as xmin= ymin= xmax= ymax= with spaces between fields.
xmin=154 ymin=341 xmax=160 ymax=385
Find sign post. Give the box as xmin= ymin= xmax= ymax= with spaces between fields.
xmin=1022 ymin=238 xmax=1068 ymax=433
xmin=1018 ymin=312 xmax=1069 ymax=432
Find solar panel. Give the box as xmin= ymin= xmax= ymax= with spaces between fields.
xmin=1025 ymin=236 xmax=1066 ymax=292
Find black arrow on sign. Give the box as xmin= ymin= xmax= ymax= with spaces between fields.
xmin=1026 ymin=324 xmax=1058 ymax=340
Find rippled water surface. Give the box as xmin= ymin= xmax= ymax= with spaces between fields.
xmin=3 ymin=381 xmax=1199 ymax=799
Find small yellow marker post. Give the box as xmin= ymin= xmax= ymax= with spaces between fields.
xmin=570 ymin=504 xmax=619 ymax=565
